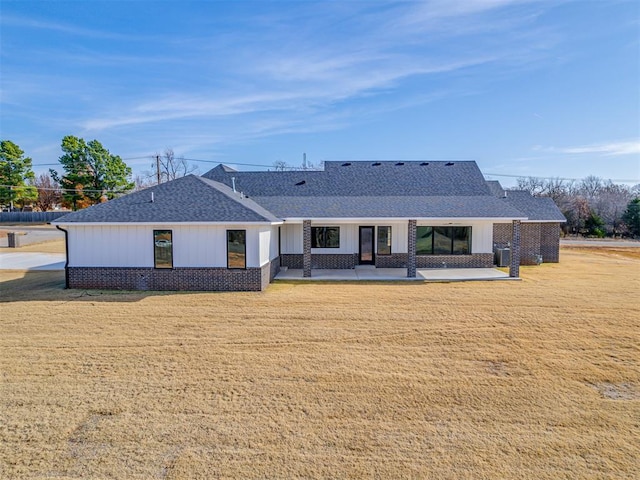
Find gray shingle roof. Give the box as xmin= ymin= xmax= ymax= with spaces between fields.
xmin=53 ymin=175 xmax=281 ymax=223
xmin=204 ymin=161 xmax=492 ymax=197
xmin=485 ymin=180 xmax=566 ymax=222
xmin=500 ymin=191 xmax=567 ymax=222
xmin=253 ymin=195 xmax=526 ymax=219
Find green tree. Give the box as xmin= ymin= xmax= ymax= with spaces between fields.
xmin=51 ymin=136 xmax=134 ymax=210
xmin=584 ymin=211 xmax=606 ymax=238
xmin=0 ymin=140 xmax=38 ymax=209
xmin=622 ymin=198 xmax=640 ymax=237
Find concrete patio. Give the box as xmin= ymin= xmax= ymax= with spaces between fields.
xmin=275 ymin=265 xmax=516 ymax=282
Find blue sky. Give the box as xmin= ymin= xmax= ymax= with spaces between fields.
xmin=1 ymin=0 xmax=639 ymax=186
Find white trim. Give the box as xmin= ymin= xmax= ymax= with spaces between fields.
xmin=53 ymin=221 xmax=283 ymax=226
xmin=283 ymin=217 xmax=527 ymax=223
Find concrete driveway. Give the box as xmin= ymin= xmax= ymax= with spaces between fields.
xmin=0 ymin=252 xmax=66 ymax=270
xmin=0 ymin=225 xmax=65 ymax=248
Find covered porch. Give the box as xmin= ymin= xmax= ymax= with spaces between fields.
xmin=275 ymin=265 xmax=515 ymax=282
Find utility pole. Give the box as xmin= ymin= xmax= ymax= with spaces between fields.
xmin=156 ymin=155 xmax=161 ymax=185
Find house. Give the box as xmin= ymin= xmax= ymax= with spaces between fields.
xmin=52 ymin=161 xmax=565 ymax=291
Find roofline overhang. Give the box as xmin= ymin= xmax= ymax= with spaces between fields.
xmin=281 ymin=216 xmax=528 ymax=223
xmin=51 ymin=221 xmax=284 ymax=226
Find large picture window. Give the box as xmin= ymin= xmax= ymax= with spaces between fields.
xmin=377 ymin=226 xmax=391 ymax=255
xmin=311 ymin=227 xmax=340 ymax=248
xmin=416 ymin=226 xmax=471 ymax=255
xmin=153 ymin=230 xmax=173 ymax=268
xmin=227 ymin=230 xmax=246 ymax=269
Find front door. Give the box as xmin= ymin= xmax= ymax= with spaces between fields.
xmin=359 ymin=226 xmax=375 ymax=265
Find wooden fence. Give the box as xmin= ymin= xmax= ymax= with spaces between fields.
xmin=0 ymin=211 xmax=69 ymax=223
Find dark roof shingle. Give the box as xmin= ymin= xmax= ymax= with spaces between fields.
xmin=53 ymin=175 xmax=281 ymax=223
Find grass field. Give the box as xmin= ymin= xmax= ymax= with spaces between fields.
xmin=1 ymin=243 xmax=638 ymax=478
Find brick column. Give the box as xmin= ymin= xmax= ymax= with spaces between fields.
xmin=407 ymin=219 xmax=417 ymax=278
xmin=303 ymin=220 xmax=312 ymax=278
xmin=510 ymin=220 xmax=521 ymax=278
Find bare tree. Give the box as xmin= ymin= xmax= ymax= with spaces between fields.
xmin=272 ymin=160 xmax=290 ymax=171
xmin=579 ymin=175 xmax=604 ymax=201
xmin=33 ymin=172 xmax=61 ymax=211
xmin=516 ymin=176 xmax=546 ymax=196
xmin=154 ymin=148 xmax=198 ymax=183
xmin=134 ymin=174 xmax=155 ymax=191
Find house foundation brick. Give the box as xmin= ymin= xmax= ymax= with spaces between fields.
xmin=67 ymin=263 xmax=277 ymax=292
xmin=416 ymin=254 xmax=493 ymax=268
xmin=375 ymin=253 xmax=408 ymax=268
xmin=493 ymin=222 xmax=561 ymax=265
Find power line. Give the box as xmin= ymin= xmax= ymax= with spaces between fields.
xmin=485 ymin=172 xmax=640 ymax=183
xmin=0 ymin=184 xmax=133 ymax=194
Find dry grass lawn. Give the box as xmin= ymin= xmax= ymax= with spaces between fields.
xmin=0 ymin=246 xmax=638 ymax=479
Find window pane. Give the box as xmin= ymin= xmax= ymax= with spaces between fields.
xmin=325 ymin=227 xmax=340 ymax=248
xmin=377 ymin=226 xmax=391 ymax=255
xmin=227 ymin=230 xmax=246 ymax=268
xmin=311 ymin=227 xmax=323 ymax=248
xmin=311 ymin=227 xmax=340 ymax=248
xmin=154 ymin=230 xmax=173 ymax=268
xmin=416 ymin=226 xmax=433 ymax=255
xmin=452 ymin=227 xmax=470 ymax=255
xmin=433 ymin=227 xmax=452 ymax=254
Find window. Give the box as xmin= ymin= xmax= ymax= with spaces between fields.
xmin=416 ymin=226 xmax=433 ymax=255
xmin=311 ymin=227 xmax=340 ymax=248
xmin=154 ymin=230 xmax=173 ymax=268
xmin=416 ymin=226 xmax=471 ymax=255
xmin=227 ymin=230 xmax=246 ymax=269
xmin=377 ymin=226 xmax=391 ymax=255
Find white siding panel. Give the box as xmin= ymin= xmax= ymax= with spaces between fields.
xmin=271 ymin=226 xmax=280 ymax=259
xmin=259 ymin=227 xmax=271 ymax=266
xmin=67 ymin=225 xmax=152 ymax=267
xmin=281 ymin=224 xmax=302 ymax=254
xmin=66 ymin=224 xmax=273 ymax=268
xmin=389 ymin=222 xmax=408 ymax=253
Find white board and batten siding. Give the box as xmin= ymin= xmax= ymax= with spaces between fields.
xmin=66 ymin=224 xmax=276 ymax=269
xmin=280 ymin=220 xmax=495 ymax=255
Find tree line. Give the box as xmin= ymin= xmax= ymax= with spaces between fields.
xmin=1 ymin=138 xmax=195 ymax=211
xmin=514 ymin=176 xmax=640 ymax=238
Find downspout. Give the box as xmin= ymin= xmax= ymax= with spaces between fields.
xmin=55 ymin=225 xmax=69 ymax=289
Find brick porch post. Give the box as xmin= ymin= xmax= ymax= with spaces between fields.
xmin=303 ymin=220 xmax=311 ymax=278
xmin=509 ymin=220 xmax=521 ymax=278
xmin=407 ymin=219 xmax=417 ymax=278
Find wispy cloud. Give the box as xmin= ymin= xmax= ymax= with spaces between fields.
xmin=536 ymin=141 xmax=640 ymax=156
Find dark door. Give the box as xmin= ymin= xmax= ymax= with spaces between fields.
xmin=359 ymin=226 xmax=375 ymax=265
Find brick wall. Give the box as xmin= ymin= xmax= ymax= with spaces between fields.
xmin=510 ymin=220 xmax=521 ymax=278
xmin=539 ymin=223 xmax=560 ymax=262
xmin=67 ymin=264 xmax=274 ymax=292
xmin=416 ymin=254 xmax=493 ymax=268
xmin=375 ymin=253 xmax=408 ymax=268
xmin=280 ymin=253 xmax=358 ymax=269
xmin=493 ymin=222 xmax=561 ymax=264
xmin=408 ymin=220 xmax=417 ymax=278
xmin=280 ymin=254 xmax=303 ymax=269
xmin=303 ymin=220 xmax=311 ymax=278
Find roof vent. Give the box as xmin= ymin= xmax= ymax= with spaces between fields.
xmin=341 ymin=162 xmax=352 ymax=167
xmin=372 ymin=162 xmax=381 ymax=166
xmin=445 ymin=162 xmax=454 ymax=166
xmin=295 ymin=180 xmax=306 ymax=186
xmin=395 ymin=162 xmax=405 ymax=166
xmin=420 ymin=162 xmax=429 ymax=166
